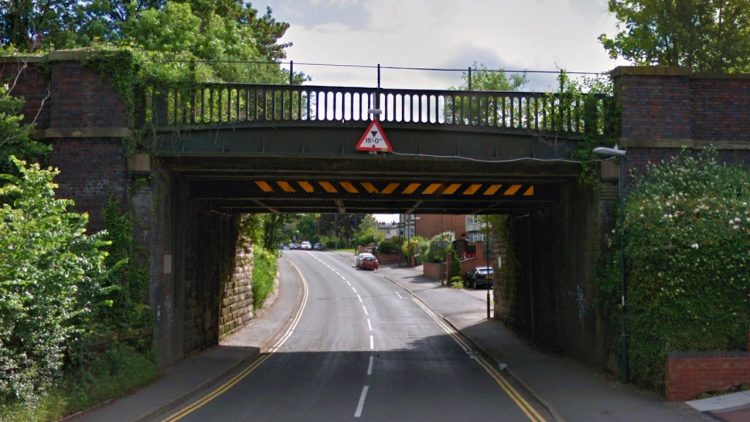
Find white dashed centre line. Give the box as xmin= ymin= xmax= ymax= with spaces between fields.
xmin=367 ymin=356 xmax=374 ymax=375
xmin=362 ymin=305 xmax=369 ymax=316
xmin=354 ymin=386 xmax=369 ymax=418
xmin=369 ymin=335 xmax=374 ymax=350
xmin=394 ymin=291 xmax=403 ymax=299
xmin=366 ymin=318 xmax=372 ymax=332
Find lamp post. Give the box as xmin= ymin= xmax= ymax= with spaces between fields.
xmin=485 ymin=217 xmax=491 ymax=320
xmin=593 ymin=145 xmax=629 ymax=383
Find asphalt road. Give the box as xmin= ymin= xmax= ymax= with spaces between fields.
xmin=171 ymin=250 xmax=541 ymax=421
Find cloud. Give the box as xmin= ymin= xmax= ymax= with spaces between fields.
xmin=258 ymin=0 xmax=624 ymax=89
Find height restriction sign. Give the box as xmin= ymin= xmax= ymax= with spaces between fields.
xmin=356 ymin=119 xmax=392 ymax=152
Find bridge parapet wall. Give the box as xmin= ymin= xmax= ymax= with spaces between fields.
xmin=1 ymin=53 xmax=132 ymax=230
xmin=614 ymin=66 xmax=750 ymax=143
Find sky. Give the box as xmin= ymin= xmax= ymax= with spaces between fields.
xmin=252 ymin=0 xmax=627 ymax=222
xmin=254 ymin=0 xmax=627 ymax=91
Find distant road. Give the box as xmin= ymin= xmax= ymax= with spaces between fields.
xmin=170 ymin=250 xmax=544 ymax=421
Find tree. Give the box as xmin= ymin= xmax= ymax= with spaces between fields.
xmin=599 ymin=0 xmax=750 ymax=72
xmin=447 ymin=62 xmax=527 ymax=126
xmin=0 ymin=83 xmax=49 ymax=177
xmin=355 ymin=215 xmax=383 ymax=247
xmin=455 ymin=62 xmax=527 ymax=92
xmin=0 ymin=0 xmax=83 ymax=50
xmin=0 ymin=158 xmax=110 ymax=402
xmin=1 ymin=1 xmax=294 ymax=83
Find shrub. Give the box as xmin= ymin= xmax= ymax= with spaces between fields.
xmin=449 ymin=249 xmax=461 ymax=278
xmin=426 ymin=231 xmax=454 ymax=263
xmin=598 ymin=150 xmax=750 ymax=391
xmin=252 ymin=247 xmax=278 ymax=310
xmin=0 ymin=158 xmax=110 ymax=403
xmin=450 ymin=276 xmax=464 ymax=289
xmin=377 ymin=237 xmax=403 ymax=254
xmin=320 ymin=235 xmax=338 ymax=250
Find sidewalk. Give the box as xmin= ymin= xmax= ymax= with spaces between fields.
xmin=70 ymin=258 xmax=303 ymax=422
xmin=376 ymin=263 xmax=715 ymax=422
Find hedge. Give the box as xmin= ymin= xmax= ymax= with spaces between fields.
xmin=598 ymin=150 xmax=750 ymax=391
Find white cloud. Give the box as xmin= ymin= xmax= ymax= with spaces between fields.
xmin=259 ymin=0 xmax=627 ymax=89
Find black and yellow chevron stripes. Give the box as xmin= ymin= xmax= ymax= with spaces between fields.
xmin=252 ymin=181 xmax=535 ymax=197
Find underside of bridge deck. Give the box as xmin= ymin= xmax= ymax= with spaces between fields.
xmin=160 ymin=155 xmax=578 ymax=214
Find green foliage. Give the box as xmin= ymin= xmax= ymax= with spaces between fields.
xmin=450 ymin=276 xmax=464 ymax=289
xmin=552 ymin=72 xmax=617 ymax=185
xmin=426 ymin=231 xmax=454 ymax=263
xmin=449 ymin=249 xmax=461 ymax=278
xmin=96 ymin=199 xmax=151 ymax=350
xmin=355 ymin=215 xmax=383 ymax=247
xmin=600 ymin=0 xmax=750 ymax=72
xmin=447 ymin=62 xmax=526 ymax=125
xmin=401 ymin=235 xmax=427 ymax=263
xmin=0 ymin=84 xmax=50 ymax=175
xmin=455 ymin=62 xmax=527 ymax=91
xmin=295 ymin=214 xmax=320 ymax=243
xmin=1 ymin=343 xmax=156 ymax=421
xmin=377 ymin=236 xmax=404 ymax=255
xmin=262 ymin=214 xmax=286 ymax=250
xmin=0 ymin=158 xmax=111 ymax=403
xmin=1 ymin=1 xmax=294 ymax=79
xmin=252 ymin=247 xmax=277 ymax=311
xmin=598 ymin=149 xmax=750 ymax=391
xmin=320 ymin=235 xmax=339 ymax=250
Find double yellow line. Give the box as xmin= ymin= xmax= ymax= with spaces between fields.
xmin=411 ymin=297 xmax=546 ymax=422
xmin=163 ymin=260 xmax=310 ymax=421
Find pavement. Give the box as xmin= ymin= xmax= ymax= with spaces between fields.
xmin=70 ymin=252 xmax=750 ymax=421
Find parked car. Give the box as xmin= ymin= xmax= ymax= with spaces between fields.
xmin=313 ymin=242 xmax=324 ymax=251
xmin=289 ymin=242 xmax=299 ymax=249
xmin=356 ymin=253 xmax=379 ymax=270
xmin=465 ymin=266 xmax=494 ymax=289
xmin=300 ymin=241 xmax=312 ymax=250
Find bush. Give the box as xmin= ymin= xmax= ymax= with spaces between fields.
xmin=401 ymin=236 xmax=427 ymax=263
xmin=0 ymin=158 xmax=111 ymax=403
xmin=426 ymin=231 xmax=454 ymax=263
xmin=449 ymin=276 xmax=464 ymax=289
xmin=377 ymin=237 xmax=403 ymax=254
xmin=252 ymin=247 xmax=278 ymax=310
xmin=320 ymin=235 xmax=338 ymax=250
xmin=599 ymin=150 xmax=750 ymax=391
xmin=449 ymin=249 xmax=461 ymax=278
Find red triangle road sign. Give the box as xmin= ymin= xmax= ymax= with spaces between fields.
xmin=356 ymin=119 xmax=392 ymax=152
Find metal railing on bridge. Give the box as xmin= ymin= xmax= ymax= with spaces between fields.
xmin=143 ymin=83 xmax=616 ymax=138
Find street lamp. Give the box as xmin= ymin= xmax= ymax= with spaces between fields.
xmin=485 ymin=217 xmax=491 ymax=320
xmin=593 ymin=144 xmax=629 ymax=383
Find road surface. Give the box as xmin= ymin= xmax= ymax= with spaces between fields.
xmin=166 ymin=250 xmax=547 ymax=421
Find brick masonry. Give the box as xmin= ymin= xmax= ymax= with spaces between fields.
xmin=49 ymin=138 xmax=128 ymax=231
xmin=49 ymin=61 xmax=128 ymax=128
xmin=666 ymin=350 xmax=750 ymax=401
xmin=0 ymin=60 xmax=50 ymax=128
xmin=614 ymin=67 xmax=750 ymax=146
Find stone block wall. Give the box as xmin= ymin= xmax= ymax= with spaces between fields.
xmin=219 ymin=238 xmax=254 ymax=339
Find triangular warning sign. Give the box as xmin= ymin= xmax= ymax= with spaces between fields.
xmin=356 ymin=119 xmax=392 ymax=152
